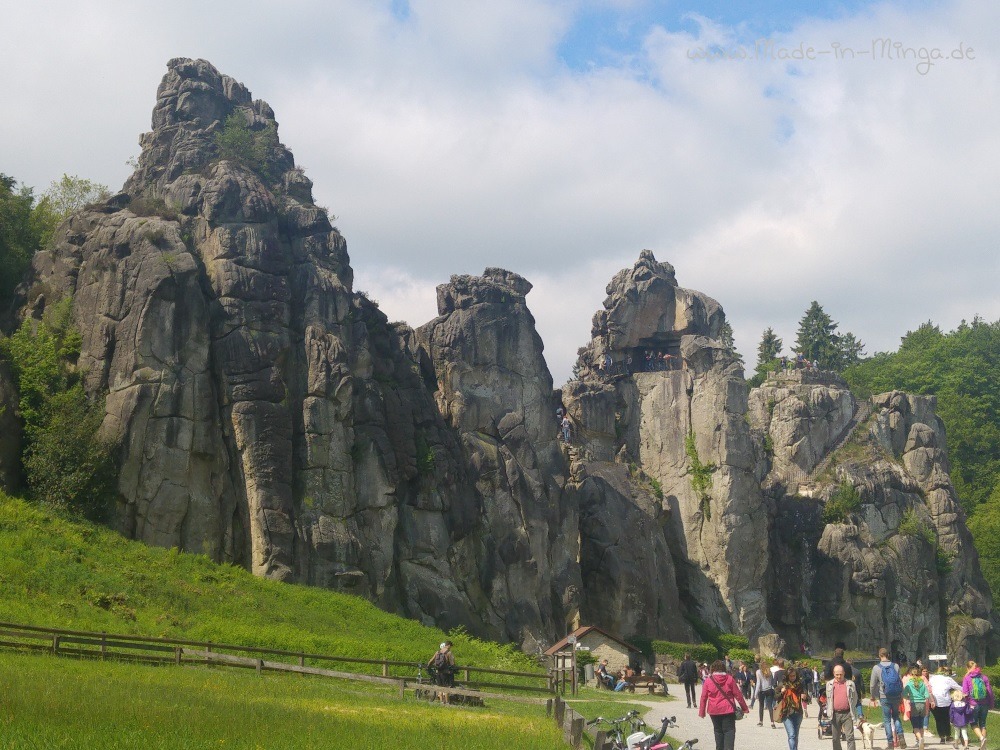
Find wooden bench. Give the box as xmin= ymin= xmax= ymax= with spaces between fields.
xmin=626 ymin=677 xmax=667 ymax=695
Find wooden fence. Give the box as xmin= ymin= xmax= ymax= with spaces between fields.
xmin=0 ymin=620 xmax=554 ymax=702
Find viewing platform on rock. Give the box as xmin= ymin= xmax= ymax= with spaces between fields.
xmin=764 ymin=368 xmax=849 ymax=388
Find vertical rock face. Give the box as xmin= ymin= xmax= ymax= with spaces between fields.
xmin=565 ymin=251 xmax=772 ymax=640
xmin=415 ymin=269 xmax=581 ymax=648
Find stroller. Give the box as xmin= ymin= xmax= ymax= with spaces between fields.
xmin=816 ymin=693 xmax=833 ymax=739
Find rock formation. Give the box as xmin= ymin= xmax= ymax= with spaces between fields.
xmin=6 ymin=58 xmax=994 ymax=659
xmin=751 ymin=375 xmax=995 ymax=662
xmin=564 ymin=251 xmax=771 ymax=640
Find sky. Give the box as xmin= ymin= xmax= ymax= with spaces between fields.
xmin=3 ymin=0 xmax=998 ymax=383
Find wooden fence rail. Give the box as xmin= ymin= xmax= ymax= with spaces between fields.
xmin=0 ymin=620 xmax=554 ymax=697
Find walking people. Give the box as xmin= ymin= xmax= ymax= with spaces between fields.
xmin=699 ymin=659 xmax=749 ymax=750
xmin=754 ymin=659 xmax=777 ymax=728
xmin=961 ymin=659 xmax=994 ymax=748
xmin=903 ymin=665 xmax=930 ymax=749
xmin=826 ymin=664 xmax=859 ymax=750
xmin=776 ymin=666 xmax=807 ymax=750
xmin=928 ymin=665 xmax=962 ymax=744
xmin=870 ymin=647 xmax=907 ymax=749
xmin=951 ymin=689 xmax=974 ymax=748
xmin=678 ymin=652 xmax=699 ymax=708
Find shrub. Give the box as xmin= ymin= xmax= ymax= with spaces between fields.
xmin=898 ymin=509 xmax=935 ymax=546
xmin=718 ymin=633 xmax=751 ymax=651
xmin=215 ymin=111 xmax=279 ymax=181
xmin=685 ymin=431 xmax=715 ymax=515
xmin=651 ymin=640 xmax=717 ymax=664
xmin=0 ymin=297 xmax=116 ymax=520
xmin=822 ymin=481 xmax=862 ymax=524
xmin=727 ymin=647 xmax=756 ymax=666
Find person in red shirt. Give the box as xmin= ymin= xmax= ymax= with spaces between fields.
xmin=699 ymin=659 xmax=750 ymax=750
xmin=825 ymin=664 xmax=859 ymax=750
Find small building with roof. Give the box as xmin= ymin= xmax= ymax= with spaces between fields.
xmin=545 ymin=625 xmax=642 ymax=683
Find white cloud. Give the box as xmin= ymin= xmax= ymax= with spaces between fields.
xmin=3 ymin=0 xmax=998 ymax=382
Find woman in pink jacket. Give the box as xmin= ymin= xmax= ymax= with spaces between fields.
xmin=699 ymin=659 xmax=750 ymax=750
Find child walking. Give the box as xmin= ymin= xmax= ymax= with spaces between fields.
xmin=950 ymin=689 xmax=973 ymax=748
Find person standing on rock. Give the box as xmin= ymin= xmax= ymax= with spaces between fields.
xmin=699 ymin=659 xmax=749 ymax=750
xmin=928 ymin=665 xmax=961 ymax=744
xmin=826 ymin=664 xmax=859 ymax=750
xmin=870 ymin=647 xmax=907 ymax=749
xmin=679 ymin=653 xmax=699 ymax=708
xmin=775 ymin=665 xmax=807 ymax=750
xmin=560 ymin=415 xmax=571 ymax=444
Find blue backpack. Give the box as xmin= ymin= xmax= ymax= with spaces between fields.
xmin=881 ymin=664 xmax=903 ymax=698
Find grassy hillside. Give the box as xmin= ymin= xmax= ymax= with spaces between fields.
xmin=0 ymin=491 xmax=536 ymax=672
xmin=0 ymin=651 xmax=564 ymax=750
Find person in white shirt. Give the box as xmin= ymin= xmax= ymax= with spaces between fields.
xmin=928 ymin=666 xmax=962 ymax=745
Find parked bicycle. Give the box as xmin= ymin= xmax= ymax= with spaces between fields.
xmin=586 ymin=710 xmax=643 ymax=749
xmin=625 ymin=715 xmax=699 ymax=750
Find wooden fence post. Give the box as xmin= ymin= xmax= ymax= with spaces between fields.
xmin=100 ymin=632 xmax=107 ymax=661
xmin=553 ymin=696 xmax=565 ymax=726
xmin=594 ymin=730 xmax=607 ymax=750
xmin=52 ymin=635 xmax=60 ymax=655
xmin=564 ymin=711 xmax=584 ymax=748
xmin=256 ymin=659 xmax=264 ymax=676
xmin=175 ymin=647 xmax=182 ymax=665
xmin=382 ymin=660 xmax=389 ymax=678
xmin=398 ymin=679 xmax=405 ymax=698
xmin=546 ymin=698 xmax=553 ymax=717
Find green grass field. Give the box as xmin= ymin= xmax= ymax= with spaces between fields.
xmin=0 ymin=491 xmax=566 ymax=747
xmin=0 ymin=491 xmax=537 ymax=672
xmin=0 ymin=651 xmax=564 ymax=749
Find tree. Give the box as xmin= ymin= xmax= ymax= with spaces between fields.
xmin=793 ymin=301 xmax=841 ymax=369
xmin=718 ymin=320 xmax=743 ymax=365
xmin=750 ymin=327 xmax=783 ymax=386
xmin=837 ymin=331 xmax=866 ymax=369
xmin=33 ymin=174 xmax=111 ymax=247
xmin=0 ymin=174 xmax=39 ymax=307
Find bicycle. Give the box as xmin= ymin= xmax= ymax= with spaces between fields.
xmin=586 ymin=710 xmax=642 ymax=749
xmin=627 ymin=715 xmax=699 ymax=750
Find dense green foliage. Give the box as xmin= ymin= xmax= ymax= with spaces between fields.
xmin=793 ymin=301 xmax=865 ymax=371
xmin=0 ymin=175 xmax=41 ymax=307
xmin=651 ymin=640 xmax=718 ymax=664
xmin=1 ymin=651 xmax=563 ymax=750
xmin=0 ymin=173 xmax=110 ymax=309
xmin=215 ymin=111 xmax=279 ymax=180
xmin=0 ymin=491 xmax=540 ymax=674
xmin=843 ymin=318 xmax=1000 ymax=594
xmin=0 ymin=298 xmax=116 ymax=518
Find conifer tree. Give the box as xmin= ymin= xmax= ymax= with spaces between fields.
xmin=793 ymin=301 xmax=841 ymax=369
xmin=750 ymin=327 xmax=783 ymax=385
xmin=718 ymin=320 xmax=743 ymax=365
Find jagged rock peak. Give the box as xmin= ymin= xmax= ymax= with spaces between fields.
xmin=123 ymin=57 xmax=303 ymax=202
xmin=605 ymin=249 xmax=677 ymax=297
xmin=575 ymin=250 xmax=725 ymax=378
xmin=436 ymin=267 xmax=533 ymax=315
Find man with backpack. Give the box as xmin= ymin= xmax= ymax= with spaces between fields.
xmin=871 ymin=647 xmax=907 ymax=749
xmin=428 ymin=641 xmax=456 ymax=703
xmin=678 ymin=653 xmax=699 ymax=708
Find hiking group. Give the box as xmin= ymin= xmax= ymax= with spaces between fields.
xmin=675 ymin=647 xmax=995 ymax=750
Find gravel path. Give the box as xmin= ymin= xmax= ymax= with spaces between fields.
xmin=638 ymin=694 xmax=956 ymax=750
